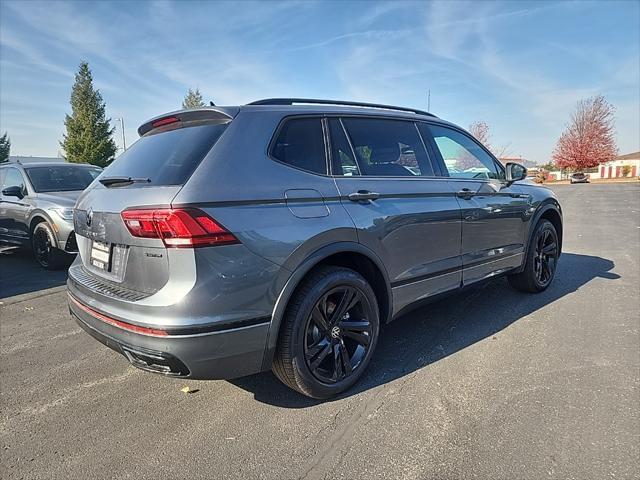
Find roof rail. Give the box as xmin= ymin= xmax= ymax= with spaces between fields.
xmin=247 ymin=98 xmax=435 ymax=117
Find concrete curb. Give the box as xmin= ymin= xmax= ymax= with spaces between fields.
xmin=0 ymin=285 xmax=67 ymax=306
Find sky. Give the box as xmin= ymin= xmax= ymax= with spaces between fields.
xmin=0 ymin=0 xmax=638 ymax=163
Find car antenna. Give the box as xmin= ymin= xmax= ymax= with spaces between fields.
xmin=209 ymin=101 xmax=216 ymax=106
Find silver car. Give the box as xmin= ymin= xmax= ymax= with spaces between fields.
xmin=67 ymin=99 xmax=563 ymax=398
xmin=0 ymin=162 xmax=102 ymax=269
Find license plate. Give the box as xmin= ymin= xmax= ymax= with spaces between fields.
xmin=90 ymin=241 xmax=111 ymax=270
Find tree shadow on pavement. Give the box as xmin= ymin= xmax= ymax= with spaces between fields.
xmin=230 ymin=252 xmax=619 ymax=407
xmin=0 ymin=247 xmax=69 ymax=299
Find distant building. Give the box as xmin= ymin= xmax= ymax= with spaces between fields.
xmin=597 ymin=151 xmax=640 ymax=179
xmin=544 ymin=151 xmax=640 ymax=180
xmin=7 ymin=155 xmax=65 ymax=164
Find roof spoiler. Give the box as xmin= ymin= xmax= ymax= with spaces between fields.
xmin=138 ymin=107 xmax=237 ymax=136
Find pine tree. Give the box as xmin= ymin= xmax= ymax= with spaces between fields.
xmin=61 ymin=61 xmax=117 ymax=167
xmin=182 ymin=88 xmax=205 ymax=109
xmin=0 ymin=132 xmax=10 ymax=162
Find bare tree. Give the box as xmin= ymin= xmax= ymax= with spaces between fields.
xmin=492 ymin=143 xmax=511 ymax=159
xmin=469 ymin=121 xmax=492 ymax=151
xmin=552 ymin=95 xmax=617 ymax=171
xmin=468 ymin=121 xmax=511 ymax=160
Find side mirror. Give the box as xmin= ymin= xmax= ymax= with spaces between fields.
xmin=505 ymin=162 xmax=527 ymax=184
xmin=2 ymin=186 xmax=25 ymax=199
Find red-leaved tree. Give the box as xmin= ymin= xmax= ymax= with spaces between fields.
xmin=552 ymin=95 xmax=617 ymax=171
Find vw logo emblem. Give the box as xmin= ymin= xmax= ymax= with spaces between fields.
xmin=330 ymin=326 xmax=341 ymax=339
xmin=86 ymin=208 xmax=93 ymax=227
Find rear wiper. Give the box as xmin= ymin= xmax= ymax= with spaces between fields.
xmin=99 ymin=176 xmax=151 ymax=187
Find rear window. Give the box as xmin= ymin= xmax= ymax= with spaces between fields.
xmin=270 ymin=118 xmax=327 ymax=174
xmin=102 ymin=123 xmax=228 ymax=186
xmin=341 ymin=118 xmax=434 ymax=177
xmin=25 ymin=166 xmax=102 ymax=193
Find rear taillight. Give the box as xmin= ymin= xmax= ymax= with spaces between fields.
xmin=121 ymin=208 xmax=238 ymax=248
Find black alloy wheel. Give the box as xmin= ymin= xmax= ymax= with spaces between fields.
xmin=533 ymin=226 xmax=558 ymax=287
xmin=303 ymin=285 xmax=373 ymax=384
xmin=31 ymin=222 xmax=68 ymax=270
xmin=33 ymin=224 xmax=54 ymax=268
xmin=508 ymin=219 xmax=559 ymax=293
xmin=272 ymin=266 xmax=380 ymax=399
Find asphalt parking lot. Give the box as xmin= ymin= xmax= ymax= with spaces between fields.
xmin=1 ymin=183 xmax=638 ymax=480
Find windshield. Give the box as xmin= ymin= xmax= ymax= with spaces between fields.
xmin=100 ymin=123 xmax=228 ymax=186
xmin=25 ymin=166 xmax=102 ymax=193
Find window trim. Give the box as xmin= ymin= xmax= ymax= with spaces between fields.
xmin=325 ymin=117 xmax=362 ymax=177
xmin=267 ymin=115 xmax=330 ymax=176
xmin=327 ymin=114 xmax=440 ymax=180
xmin=419 ymin=121 xmax=506 ymax=182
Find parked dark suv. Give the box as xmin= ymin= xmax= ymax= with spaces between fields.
xmin=68 ymin=99 xmax=562 ymax=398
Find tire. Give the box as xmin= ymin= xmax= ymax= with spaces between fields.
xmin=31 ymin=221 xmax=70 ymax=270
xmin=508 ymin=219 xmax=559 ymax=293
xmin=273 ymin=266 xmax=380 ymax=399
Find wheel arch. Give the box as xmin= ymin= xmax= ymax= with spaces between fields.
xmin=28 ymin=211 xmax=59 ymax=240
xmin=29 ymin=213 xmax=48 ymax=234
xmin=539 ymin=207 xmax=563 ymax=254
xmin=520 ymin=201 xmax=563 ymax=272
xmin=262 ymin=242 xmax=393 ymax=370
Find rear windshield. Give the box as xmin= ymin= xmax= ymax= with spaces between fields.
xmin=25 ymin=166 xmax=102 ymax=193
xmin=101 ymin=123 xmax=228 ymax=186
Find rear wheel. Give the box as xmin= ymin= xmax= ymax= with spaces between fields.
xmin=273 ymin=266 xmax=380 ymax=399
xmin=508 ymin=219 xmax=559 ymax=293
xmin=31 ymin=222 xmax=69 ymax=270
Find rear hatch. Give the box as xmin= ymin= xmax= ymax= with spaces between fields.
xmin=73 ymin=109 xmax=234 ymax=296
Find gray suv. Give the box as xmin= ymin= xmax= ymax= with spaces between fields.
xmin=0 ymin=162 xmax=102 ymax=269
xmin=67 ymin=99 xmax=562 ymax=398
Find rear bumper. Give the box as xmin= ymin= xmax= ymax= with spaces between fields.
xmin=68 ymin=291 xmax=270 ymax=379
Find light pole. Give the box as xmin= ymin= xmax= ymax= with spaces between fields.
xmin=115 ymin=117 xmax=126 ymax=151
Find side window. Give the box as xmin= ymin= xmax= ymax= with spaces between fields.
xmin=271 ymin=118 xmax=327 ymax=174
xmin=328 ymin=119 xmax=360 ymax=176
xmin=2 ymin=168 xmax=25 ymax=192
xmin=426 ymin=124 xmax=501 ymax=180
xmin=341 ymin=118 xmax=434 ymax=177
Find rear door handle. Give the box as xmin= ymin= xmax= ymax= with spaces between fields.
xmin=348 ymin=190 xmax=380 ymax=202
xmin=456 ymin=188 xmax=475 ymax=200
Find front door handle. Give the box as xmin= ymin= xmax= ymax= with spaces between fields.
xmin=348 ymin=190 xmax=380 ymax=202
xmin=456 ymin=188 xmax=475 ymax=200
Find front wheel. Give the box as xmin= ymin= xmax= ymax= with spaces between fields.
xmin=273 ymin=266 xmax=380 ymax=399
xmin=31 ymin=222 xmax=69 ymax=270
xmin=508 ymin=219 xmax=559 ymax=293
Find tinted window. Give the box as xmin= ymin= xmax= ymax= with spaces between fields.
xmin=271 ymin=118 xmax=327 ymax=174
xmin=2 ymin=168 xmax=25 ymax=191
xmin=25 ymin=166 xmax=102 ymax=193
xmin=328 ymin=119 xmax=360 ymax=176
xmin=427 ymin=125 xmax=501 ymax=180
xmin=103 ymin=123 xmax=228 ymax=186
xmin=341 ymin=118 xmax=434 ymax=177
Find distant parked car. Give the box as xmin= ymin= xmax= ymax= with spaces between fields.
xmin=0 ymin=162 xmax=102 ymax=269
xmin=570 ymin=172 xmax=589 ymax=184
